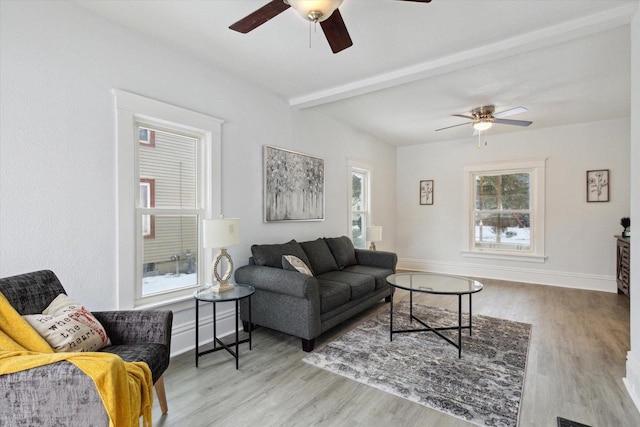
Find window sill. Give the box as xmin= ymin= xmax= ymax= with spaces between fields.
xmin=461 ymin=251 xmax=547 ymax=263
xmin=134 ymin=291 xmax=196 ymax=311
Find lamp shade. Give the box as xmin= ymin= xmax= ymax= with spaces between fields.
xmin=287 ymin=0 xmax=343 ymax=22
xmin=203 ymin=218 xmax=240 ymax=248
xmin=366 ymin=226 xmax=382 ymax=242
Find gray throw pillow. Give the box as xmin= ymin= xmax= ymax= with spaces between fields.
xmin=325 ymin=236 xmax=357 ymax=270
xmin=251 ymin=240 xmax=311 ymax=269
xmin=300 ymin=238 xmax=339 ymax=275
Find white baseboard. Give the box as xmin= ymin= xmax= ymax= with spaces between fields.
xmin=169 ymin=305 xmax=239 ymax=358
xmin=624 ymin=351 xmax=640 ymax=414
xmin=397 ymin=258 xmax=617 ymax=293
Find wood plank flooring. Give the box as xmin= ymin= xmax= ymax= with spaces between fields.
xmin=152 ymin=279 xmax=640 ymax=426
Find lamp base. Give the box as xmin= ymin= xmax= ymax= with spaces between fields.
xmin=369 ymin=242 xmax=377 ymax=251
xmin=210 ymin=281 xmax=235 ymax=293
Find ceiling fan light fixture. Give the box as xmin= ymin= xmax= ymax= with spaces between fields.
xmin=473 ymin=120 xmax=493 ymax=132
xmin=286 ymin=0 xmax=343 ymax=22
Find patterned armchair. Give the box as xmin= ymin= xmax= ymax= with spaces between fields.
xmin=0 ymin=270 xmax=173 ymax=426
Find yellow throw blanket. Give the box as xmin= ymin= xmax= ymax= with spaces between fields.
xmin=0 ymin=293 xmax=152 ymax=427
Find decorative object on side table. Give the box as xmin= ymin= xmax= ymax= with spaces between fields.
xmin=621 ymin=217 xmax=630 ymax=237
xmin=366 ymin=225 xmax=382 ymax=250
xmin=203 ymin=218 xmax=240 ymax=293
xmin=420 ymin=180 xmax=433 ymax=205
xmin=586 ymin=169 xmax=609 ymax=202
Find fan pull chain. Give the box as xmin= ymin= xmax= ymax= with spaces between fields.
xmin=477 ymin=131 xmax=489 ymax=148
xmin=308 ymin=21 xmax=320 ymax=49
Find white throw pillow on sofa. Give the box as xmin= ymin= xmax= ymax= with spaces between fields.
xmin=23 ymin=294 xmax=111 ymax=353
xmin=282 ymin=255 xmax=314 ymax=276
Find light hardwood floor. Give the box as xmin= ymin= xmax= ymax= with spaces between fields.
xmin=152 ymin=279 xmax=640 ymax=426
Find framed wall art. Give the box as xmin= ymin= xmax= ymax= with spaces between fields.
xmin=586 ymin=169 xmax=609 ymax=202
xmin=420 ymin=180 xmax=434 ymax=205
xmin=264 ymin=145 xmax=325 ymax=222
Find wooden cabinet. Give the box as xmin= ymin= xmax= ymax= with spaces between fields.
xmin=616 ymin=236 xmax=630 ymax=296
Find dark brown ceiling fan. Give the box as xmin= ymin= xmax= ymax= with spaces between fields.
xmin=229 ymin=0 xmax=432 ymax=54
xmin=435 ymin=105 xmax=533 ymax=133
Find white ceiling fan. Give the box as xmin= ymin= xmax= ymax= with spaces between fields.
xmin=436 ymin=105 xmax=533 ymax=134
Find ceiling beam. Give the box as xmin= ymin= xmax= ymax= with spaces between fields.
xmin=289 ymin=3 xmax=637 ymax=109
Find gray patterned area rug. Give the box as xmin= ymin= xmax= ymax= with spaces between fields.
xmin=303 ymin=302 xmax=532 ymax=427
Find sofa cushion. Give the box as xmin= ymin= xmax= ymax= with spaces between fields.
xmin=342 ymin=265 xmax=394 ymax=290
xmin=324 ymin=236 xmax=357 ymax=270
xmin=251 ymin=240 xmax=311 ymax=269
xmin=316 ymin=279 xmax=351 ymax=314
xmin=300 ymin=238 xmax=339 ymax=275
xmin=282 ymin=255 xmax=313 ymax=276
xmin=318 ymin=271 xmax=375 ymax=300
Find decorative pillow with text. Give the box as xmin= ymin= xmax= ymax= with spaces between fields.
xmin=23 ymin=294 xmax=111 ymax=353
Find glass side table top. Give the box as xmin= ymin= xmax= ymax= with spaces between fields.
xmin=387 ymin=272 xmax=483 ymax=295
xmin=194 ymin=284 xmax=255 ymax=302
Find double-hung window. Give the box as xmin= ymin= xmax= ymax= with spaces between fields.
xmin=348 ymin=161 xmax=372 ymax=249
xmin=463 ymin=159 xmax=546 ymax=262
xmin=137 ymin=125 xmax=201 ymax=297
xmin=114 ymin=90 xmax=223 ymax=308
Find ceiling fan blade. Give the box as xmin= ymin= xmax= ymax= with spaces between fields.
xmin=494 ymin=118 xmax=533 ymax=127
xmin=320 ymin=9 xmax=353 ymax=54
xmin=452 ymin=114 xmax=475 ymax=120
xmin=494 ymin=106 xmax=528 ymax=119
xmin=435 ymin=122 xmax=472 ymax=131
xmin=229 ymin=0 xmax=290 ymax=33
xmin=397 ymin=0 xmax=433 ymax=2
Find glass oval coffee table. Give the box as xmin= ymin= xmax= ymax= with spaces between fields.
xmin=386 ymin=272 xmax=483 ymax=358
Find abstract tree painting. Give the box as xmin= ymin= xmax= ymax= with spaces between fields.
xmin=264 ymin=146 xmax=324 ymax=221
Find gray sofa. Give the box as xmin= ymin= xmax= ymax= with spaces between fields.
xmin=235 ymin=236 xmax=397 ymax=351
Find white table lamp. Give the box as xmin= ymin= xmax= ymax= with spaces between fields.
xmin=366 ymin=226 xmax=382 ymax=251
xmin=203 ymin=218 xmax=240 ymax=293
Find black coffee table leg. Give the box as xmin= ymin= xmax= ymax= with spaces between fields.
xmin=458 ymin=294 xmax=462 ymax=359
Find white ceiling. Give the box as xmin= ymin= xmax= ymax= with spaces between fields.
xmin=72 ymin=0 xmax=637 ymax=145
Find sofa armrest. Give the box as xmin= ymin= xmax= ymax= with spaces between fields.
xmin=0 ymin=362 xmax=109 ymax=426
xmin=92 ymin=310 xmax=173 ymax=347
xmin=355 ymin=249 xmax=398 ymax=271
xmin=235 ymin=265 xmax=319 ymax=299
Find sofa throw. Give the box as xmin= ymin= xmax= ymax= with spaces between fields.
xmin=23 ymin=294 xmax=111 ymax=353
xmin=251 ymin=240 xmax=311 ymax=269
xmin=282 ymin=255 xmax=314 ymax=276
xmin=325 ymin=236 xmax=357 ymax=270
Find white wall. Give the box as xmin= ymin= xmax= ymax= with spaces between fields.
xmin=0 ymin=1 xmax=396 ymax=355
xmin=624 ymin=0 xmax=640 ymax=412
xmin=396 ymin=118 xmax=630 ymax=292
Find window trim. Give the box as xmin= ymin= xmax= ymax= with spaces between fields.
xmin=347 ymin=160 xmax=373 ymax=249
xmin=113 ymin=89 xmax=223 ymax=309
xmin=462 ymin=158 xmax=547 ymax=263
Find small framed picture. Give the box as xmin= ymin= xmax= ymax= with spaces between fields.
xmin=586 ymin=169 xmax=609 ymax=202
xmin=420 ymin=180 xmax=434 ymax=205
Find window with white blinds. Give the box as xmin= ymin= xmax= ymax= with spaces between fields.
xmin=137 ymin=126 xmax=202 ymax=297
xmin=114 ymin=89 xmax=223 ymax=309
